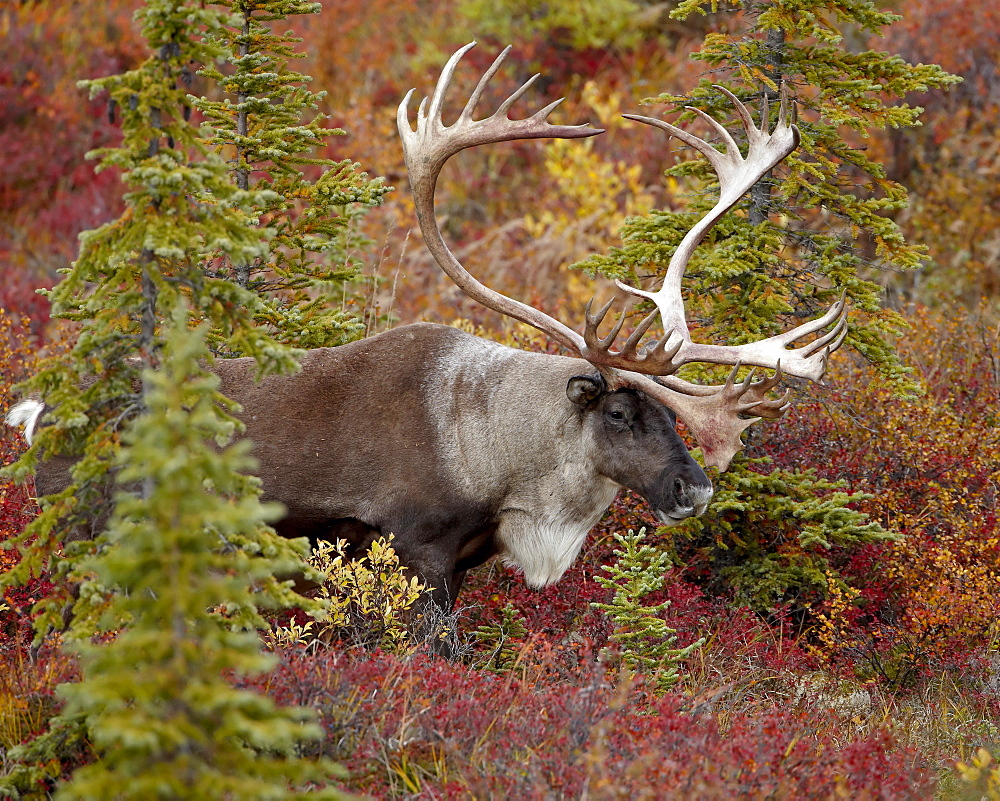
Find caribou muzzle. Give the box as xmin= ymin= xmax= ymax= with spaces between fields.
xmin=651 ymin=465 xmax=714 ymax=527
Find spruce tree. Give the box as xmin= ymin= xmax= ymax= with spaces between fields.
xmin=592 ymin=528 xmax=704 ymax=693
xmin=195 ymin=0 xmax=390 ymax=350
xmin=56 ymin=310 xmax=345 ymax=799
xmin=1 ymin=0 xmax=362 ymax=794
xmin=575 ymin=0 xmax=957 ymax=613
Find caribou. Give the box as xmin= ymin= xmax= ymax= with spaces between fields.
xmin=6 ymin=43 xmax=846 ymax=615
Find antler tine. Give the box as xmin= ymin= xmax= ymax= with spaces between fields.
xmin=424 ymin=41 xmax=476 ymax=128
xmin=724 ymin=363 xmax=773 ymax=416
xmin=798 ymin=297 xmax=848 ymax=359
xmin=622 ymin=113 xmax=726 ymax=171
xmin=735 ymin=363 xmax=792 ymax=419
xmin=719 ymin=82 xmax=800 ymax=140
xmin=581 ymin=299 xmax=684 ymax=376
xmin=622 ymin=308 xmax=661 ymax=353
xmin=712 ymin=85 xmax=757 ymax=142
xmin=493 ymin=70 xmax=542 ymax=120
xmin=643 ymin=329 xmax=684 ymax=367
xmin=460 ymin=44 xmax=513 ymax=123
xmin=584 ymin=297 xmax=622 ymax=348
xmin=462 ymin=46 xmax=568 ymax=128
xmin=746 ymin=387 xmax=793 ymax=419
xmin=689 ymin=104 xmax=743 ymax=161
xmin=754 ymin=360 xmax=784 ymax=393
xmin=760 ymin=83 xmax=798 ymax=134
xmin=530 ymin=96 xmax=569 ymax=123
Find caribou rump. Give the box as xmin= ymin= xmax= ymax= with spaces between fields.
xmin=6 ymin=43 xmax=846 ymax=617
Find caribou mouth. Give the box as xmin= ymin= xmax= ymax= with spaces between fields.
xmin=655 ymin=510 xmax=694 ymax=527
xmin=655 ymin=497 xmax=711 ymax=527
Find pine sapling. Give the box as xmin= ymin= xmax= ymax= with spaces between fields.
xmin=592 ymin=528 xmax=703 ymax=693
xmin=474 ymin=601 xmax=530 ymax=673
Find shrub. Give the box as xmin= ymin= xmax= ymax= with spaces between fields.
xmin=0 ymin=309 xmax=45 ymax=641
xmin=763 ymin=306 xmax=1000 ymax=687
xmin=270 ymin=537 xmax=428 ymax=654
xmin=245 ymin=646 xmax=936 ymax=798
xmin=958 ymin=747 xmax=1000 ymax=800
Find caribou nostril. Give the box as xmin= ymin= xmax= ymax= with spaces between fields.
xmin=674 ymin=477 xmax=690 ymax=506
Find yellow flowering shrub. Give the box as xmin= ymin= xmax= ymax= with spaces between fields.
xmin=270 ymin=536 xmax=428 ymax=653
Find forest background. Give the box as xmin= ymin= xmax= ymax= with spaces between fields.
xmin=1 ymin=0 xmax=1000 ymax=797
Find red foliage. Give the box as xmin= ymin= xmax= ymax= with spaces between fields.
xmin=0 ymin=310 xmax=47 ymax=640
xmin=0 ymin=1 xmax=143 ymax=282
xmin=0 ymin=478 xmax=47 ymax=643
xmin=0 ymin=270 xmax=52 ymax=341
xmin=754 ymin=307 xmax=1000 ymax=684
xmin=0 ymin=643 xmax=79 ymax=767
xmin=248 ymin=647 xmax=935 ymax=798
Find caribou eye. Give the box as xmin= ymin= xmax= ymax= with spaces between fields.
xmin=608 ymin=410 xmax=625 ymax=422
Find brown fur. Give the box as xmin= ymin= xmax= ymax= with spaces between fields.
xmin=16 ymin=323 xmax=713 ymax=613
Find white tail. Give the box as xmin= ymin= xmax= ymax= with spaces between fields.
xmin=5 ymin=399 xmax=44 ymax=445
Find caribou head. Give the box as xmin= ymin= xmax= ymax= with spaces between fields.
xmin=398 ymin=42 xmax=846 ymax=471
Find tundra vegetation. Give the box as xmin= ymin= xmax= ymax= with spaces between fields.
xmin=1 ymin=0 xmax=999 ymax=798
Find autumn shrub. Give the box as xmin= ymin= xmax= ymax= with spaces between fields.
xmin=0 ymin=0 xmax=144 ymax=283
xmin=958 ymin=747 xmax=1000 ymax=800
xmin=0 ymin=273 xmax=53 ymax=342
xmin=0 ymin=645 xmax=79 ymax=752
xmin=873 ymin=0 xmax=1000 ymax=308
xmin=0 ymin=310 xmax=45 ymax=642
xmin=457 ymin=487 xmax=831 ymax=703
xmin=759 ymin=305 xmax=1000 ymax=686
xmin=243 ymin=645 xmax=935 ymax=798
xmin=269 ymin=537 xmax=429 ymax=654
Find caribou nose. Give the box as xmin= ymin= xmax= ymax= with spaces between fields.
xmin=674 ymin=475 xmax=713 ymax=516
xmin=654 ymin=473 xmax=714 ymax=526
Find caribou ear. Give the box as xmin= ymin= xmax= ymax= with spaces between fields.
xmin=566 ymin=374 xmax=605 ymax=407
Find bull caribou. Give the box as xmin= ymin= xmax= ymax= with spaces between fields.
xmin=6 ymin=44 xmax=846 ymax=616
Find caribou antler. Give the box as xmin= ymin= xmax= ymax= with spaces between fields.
xmin=398 ymin=41 xmax=602 ymax=364
xmin=616 ymin=86 xmax=848 ymax=382
xmin=399 ymin=43 xmax=845 ymax=470
xmin=397 ymin=41 xmax=685 ymax=381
